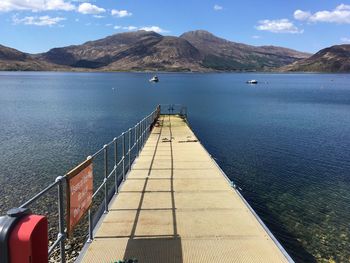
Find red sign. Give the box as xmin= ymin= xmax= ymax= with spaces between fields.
xmin=66 ymin=158 xmax=93 ymax=236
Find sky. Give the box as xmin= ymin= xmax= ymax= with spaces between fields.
xmin=1 ymin=0 xmax=350 ymax=54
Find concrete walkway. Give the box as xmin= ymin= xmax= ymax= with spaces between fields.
xmin=79 ymin=115 xmax=291 ymax=263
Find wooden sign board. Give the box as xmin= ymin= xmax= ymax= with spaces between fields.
xmin=66 ymin=158 xmax=93 ymax=236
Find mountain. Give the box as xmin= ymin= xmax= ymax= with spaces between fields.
xmin=281 ymin=45 xmax=350 ymax=72
xmin=38 ymin=31 xmax=204 ymax=71
xmin=180 ymin=30 xmax=310 ymax=70
xmin=0 ymin=44 xmax=68 ymax=71
xmin=0 ymin=44 xmax=43 ymax=71
xmin=1 ymin=30 xmax=310 ymax=72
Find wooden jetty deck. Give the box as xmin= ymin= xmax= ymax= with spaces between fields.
xmin=79 ymin=115 xmax=292 ymax=263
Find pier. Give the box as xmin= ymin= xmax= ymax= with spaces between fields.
xmin=0 ymin=105 xmax=293 ymax=263
xmin=78 ymin=113 xmax=292 ymax=262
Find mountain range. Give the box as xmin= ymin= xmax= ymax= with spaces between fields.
xmin=0 ymin=30 xmax=348 ymax=72
xmin=280 ymin=44 xmax=350 ymax=72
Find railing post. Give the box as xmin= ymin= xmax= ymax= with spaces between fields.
xmin=134 ymin=125 xmax=137 ymax=157
xmin=140 ymin=120 xmax=143 ymax=152
xmin=103 ymin=144 xmax=108 ymax=214
xmin=139 ymin=120 xmax=142 ymax=152
xmin=149 ymin=115 xmax=151 ymax=132
xmin=143 ymin=119 xmax=146 ymax=146
xmin=147 ymin=117 xmax=149 ymax=137
xmin=142 ymin=119 xmax=145 ymax=148
xmin=55 ymin=176 xmax=66 ymax=263
xmin=147 ymin=117 xmax=150 ymax=137
xmin=114 ymin=137 xmax=118 ymax=195
xmin=87 ymin=209 xmax=93 ymax=242
xmin=136 ymin=123 xmax=139 ymax=156
xmin=144 ymin=118 xmax=147 ymax=141
xmin=122 ymin=132 xmax=126 ymax=181
xmin=128 ymin=128 xmax=131 ymax=171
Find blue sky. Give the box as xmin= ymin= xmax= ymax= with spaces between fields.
xmin=1 ymin=0 xmax=350 ymax=54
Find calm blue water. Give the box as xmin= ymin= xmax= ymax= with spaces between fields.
xmin=0 ymin=72 xmax=350 ymax=262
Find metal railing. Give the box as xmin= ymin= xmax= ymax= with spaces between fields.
xmin=11 ymin=103 xmax=296 ymax=263
xmin=159 ymin=104 xmax=187 ymax=117
xmin=15 ymin=105 xmax=161 ymax=263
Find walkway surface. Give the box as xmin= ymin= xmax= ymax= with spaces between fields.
xmin=79 ymin=115 xmax=291 ymax=263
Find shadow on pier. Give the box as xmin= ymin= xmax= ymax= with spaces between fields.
xmin=122 ymin=115 xmax=183 ymax=262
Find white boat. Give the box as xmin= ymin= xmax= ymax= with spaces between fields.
xmin=246 ymin=80 xmax=258 ymax=84
xmin=149 ymin=75 xmax=159 ymax=82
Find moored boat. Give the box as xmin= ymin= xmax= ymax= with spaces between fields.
xmin=149 ymin=75 xmax=159 ymax=82
xmin=246 ymin=79 xmax=258 ymax=84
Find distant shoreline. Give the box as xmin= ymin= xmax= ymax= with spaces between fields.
xmin=0 ymin=70 xmax=349 ymax=74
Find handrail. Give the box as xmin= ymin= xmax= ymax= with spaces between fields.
xmin=159 ymin=104 xmax=188 ymax=118
xmin=9 ymin=104 xmax=189 ymax=262
xmin=13 ymin=104 xmax=164 ymax=263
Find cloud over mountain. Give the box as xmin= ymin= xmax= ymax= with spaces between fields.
xmin=294 ymin=4 xmax=350 ymax=24
xmin=0 ymin=0 xmax=75 ymax=12
xmin=111 ymin=9 xmax=132 ymax=17
xmin=77 ymin=3 xmax=105 ymax=15
xmin=256 ymin=19 xmax=303 ymax=34
xmin=12 ymin=15 xmax=66 ymax=26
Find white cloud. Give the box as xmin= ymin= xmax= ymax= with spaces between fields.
xmin=113 ymin=25 xmax=168 ymax=33
xmin=214 ymin=4 xmax=223 ymax=11
xmin=111 ymin=9 xmax=132 ymax=17
xmin=139 ymin=26 xmax=168 ymax=33
xmin=341 ymin=37 xmax=350 ymax=43
xmin=256 ymin=19 xmax=303 ymax=34
xmin=295 ymin=4 xmax=350 ymax=24
xmin=294 ymin=10 xmax=311 ymax=21
xmin=93 ymin=15 xmax=104 ymax=19
xmin=0 ymin=0 xmax=75 ymax=12
xmin=78 ymin=3 xmax=105 ymax=15
xmin=124 ymin=26 xmax=137 ymax=30
xmin=114 ymin=25 xmax=137 ymax=30
xmin=114 ymin=25 xmax=121 ymax=29
xmin=12 ymin=15 xmax=66 ymax=26
xmin=252 ymin=35 xmax=261 ymax=39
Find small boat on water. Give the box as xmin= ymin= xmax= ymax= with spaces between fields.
xmin=246 ymin=80 xmax=258 ymax=84
xmin=149 ymin=75 xmax=159 ymax=82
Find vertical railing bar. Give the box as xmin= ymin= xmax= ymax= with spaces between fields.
xmin=140 ymin=120 xmax=142 ymax=149
xmin=139 ymin=121 xmax=141 ymax=154
xmin=137 ymin=123 xmax=139 ymax=155
xmin=142 ymin=119 xmax=145 ymax=148
xmin=140 ymin=120 xmax=143 ymax=149
xmin=55 ymin=176 xmax=66 ymax=263
xmin=122 ymin=132 xmax=126 ymax=181
xmin=147 ymin=117 xmax=149 ymax=139
xmin=114 ymin=137 xmax=118 ymax=195
xmin=136 ymin=122 xmax=139 ymax=156
xmin=85 ymin=155 xmax=93 ymax=243
xmin=128 ymin=128 xmax=131 ymax=171
xmin=103 ymin=144 xmax=108 ymax=214
xmin=144 ymin=118 xmax=146 ymax=143
xmin=145 ymin=118 xmax=147 ymax=142
xmin=134 ymin=124 xmax=137 ymax=157
xmin=88 ymin=209 xmax=93 ymax=242
xmin=143 ymin=118 xmax=146 ymax=146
